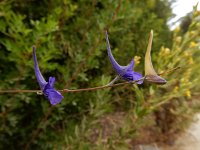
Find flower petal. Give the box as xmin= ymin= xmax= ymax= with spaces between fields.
xmin=48 ymin=77 xmax=55 ymax=87
xmin=43 ymin=78 xmax=64 ymax=105
xmin=33 ymin=46 xmax=47 ymax=90
xmin=122 ymin=70 xmax=143 ymax=84
xmin=133 ymin=72 xmax=143 ymax=84
xmin=127 ymin=59 xmax=134 ymax=71
xmin=45 ymin=88 xmax=64 ymax=105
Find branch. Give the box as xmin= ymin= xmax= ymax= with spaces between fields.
xmin=0 ymin=78 xmax=145 ymax=94
xmin=0 ymin=67 xmax=180 ymax=94
xmin=59 ymin=77 xmax=145 ymax=93
xmin=158 ymin=66 xmax=180 ymax=76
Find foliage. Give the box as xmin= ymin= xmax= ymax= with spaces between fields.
xmin=0 ymin=0 xmax=200 ymax=149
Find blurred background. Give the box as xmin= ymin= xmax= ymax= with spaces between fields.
xmin=0 ymin=0 xmax=200 ymax=149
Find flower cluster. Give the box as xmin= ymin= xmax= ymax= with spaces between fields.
xmin=33 ymin=30 xmax=167 ymax=105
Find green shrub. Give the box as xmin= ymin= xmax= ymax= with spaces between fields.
xmin=0 ymin=0 xmax=200 ymax=149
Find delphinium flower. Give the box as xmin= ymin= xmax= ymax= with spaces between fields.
xmin=105 ymin=31 xmax=143 ymax=85
xmin=144 ymin=30 xmax=167 ymax=84
xmin=33 ymin=46 xmax=64 ymax=105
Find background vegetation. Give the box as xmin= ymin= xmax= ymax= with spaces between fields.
xmin=0 ymin=0 xmax=200 ymax=149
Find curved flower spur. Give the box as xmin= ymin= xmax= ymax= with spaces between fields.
xmin=144 ymin=30 xmax=167 ymax=84
xmin=105 ymin=31 xmax=143 ymax=85
xmin=33 ymin=46 xmax=64 ymax=105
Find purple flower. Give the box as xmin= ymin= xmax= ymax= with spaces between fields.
xmin=105 ymin=31 xmax=143 ymax=85
xmin=33 ymin=46 xmax=64 ymax=105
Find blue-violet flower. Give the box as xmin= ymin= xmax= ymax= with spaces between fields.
xmin=105 ymin=31 xmax=143 ymax=85
xmin=33 ymin=46 xmax=64 ymax=105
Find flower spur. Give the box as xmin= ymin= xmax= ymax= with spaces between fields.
xmin=105 ymin=31 xmax=143 ymax=85
xmin=33 ymin=46 xmax=64 ymax=105
xmin=144 ymin=30 xmax=167 ymax=84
